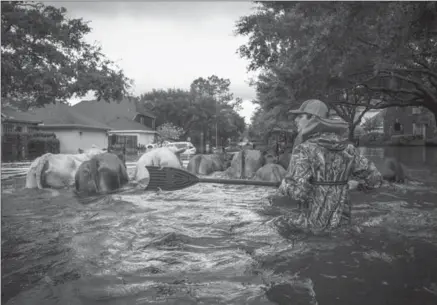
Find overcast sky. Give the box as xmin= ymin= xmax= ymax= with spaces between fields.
xmin=49 ymin=1 xmax=259 ymax=124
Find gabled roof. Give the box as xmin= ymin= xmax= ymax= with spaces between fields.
xmin=72 ymin=99 xmax=156 ymax=126
xmin=29 ymin=102 xmax=111 ymax=130
xmin=1 ymin=106 xmax=42 ymax=124
xmin=106 ymin=116 xmax=155 ymax=131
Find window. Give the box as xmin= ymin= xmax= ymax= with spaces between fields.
xmin=394 ymin=121 xmax=402 ymax=132
xmin=2 ymin=123 xmax=14 ymax=132
xmin=114 ymin=135 xmax=138 ymax=149
xmin=412 ymin=107 xmax=421 ymax=114
xmin=413 ymin=123 xmax=424 ymax=136
xmin=140 ymin=116 xmax=145 ymax=125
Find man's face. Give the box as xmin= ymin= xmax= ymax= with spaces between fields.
xmin=295 ymin=113 xmax=311 ymax=132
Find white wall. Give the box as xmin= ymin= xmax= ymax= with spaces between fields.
xmin=50 ymin=129 xmax=108 ymax=153
xmin=138 ymin=133 xmax=155 ymax=146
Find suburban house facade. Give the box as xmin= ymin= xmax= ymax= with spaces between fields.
xmin=1 ymin=106 xmax=42 ymax=135
xmin=29 ymin=102 xmax=111 ymax=153
xmin=383 ymin=106 xmax=437 ymax=140
xmin=72 ymin=98 xmax=158 ymax=152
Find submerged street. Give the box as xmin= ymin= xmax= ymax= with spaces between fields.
xmin=2 ymin=147 xmax=437 ymax=305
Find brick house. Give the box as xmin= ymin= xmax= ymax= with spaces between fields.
xmin=72 ymin=98 xmax=159 ymax=151
xmin=1 ymin=106 xmax=42 ymax=134
xmin=383 ymin=106 xmax=437 ymax=139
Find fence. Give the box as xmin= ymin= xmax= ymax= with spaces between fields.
xmin=1 ymin=132 xmax=60 ymax=162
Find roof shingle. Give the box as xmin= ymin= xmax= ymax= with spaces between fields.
xmin=29 ymin=103 xmax=111 ymax=130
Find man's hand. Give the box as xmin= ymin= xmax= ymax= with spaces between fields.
xmin=267 ymin=192 xmax=284 ymax=204
xmin=348 ymin=180 xmax=359 ymax=190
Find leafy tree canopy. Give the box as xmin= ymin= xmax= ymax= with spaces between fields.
xmin=1 ymin=1 xmax=132 ymax=110
xmin=157 ymin=122 xmax=185 ymax=141
xmin=236 ymin=1 xmax=437 ymax=124
xmin=139 ymin=75 xmax=246 ymax=147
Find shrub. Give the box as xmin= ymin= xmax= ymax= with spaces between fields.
xmin=1 ymin=131 xmax=60 ymax=161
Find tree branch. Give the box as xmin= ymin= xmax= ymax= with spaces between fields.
xmin=390 ymin=68 xmax=437 ymax=80
xmin=356 ymin=36 xmax=380 ymax=49
xmin=382 ymin=71 xmax=437 ymax=103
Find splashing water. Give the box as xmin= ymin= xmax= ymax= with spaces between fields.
xmin=2 ymin=151 xmax=437 ymax=305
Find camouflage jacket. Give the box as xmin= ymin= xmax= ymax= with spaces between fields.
xmin=278 ymin=132 xmax=383 ymax=232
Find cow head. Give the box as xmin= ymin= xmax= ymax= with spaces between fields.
xmin=75 ymin=159 xmax=100 ymax=196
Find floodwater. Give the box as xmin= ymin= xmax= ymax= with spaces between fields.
xmin=2 ymin=147 xmax=437 ymax=305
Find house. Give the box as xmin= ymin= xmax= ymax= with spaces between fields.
xmin=1 ymin=106 xmax=42 ymax=135
xmin=72 ymin=98 xmax=158 ymax=150
xmin=29 ymin=102 xmax=111 ymax=153
xmin=383 ymin=106 xmax=437 ymax=139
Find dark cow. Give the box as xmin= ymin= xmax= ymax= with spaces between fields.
xmin=75 ymin=152 xmax=129 ymax=196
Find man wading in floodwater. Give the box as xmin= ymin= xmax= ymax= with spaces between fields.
xmin=270 ymin=99 xmax=383 ymax=233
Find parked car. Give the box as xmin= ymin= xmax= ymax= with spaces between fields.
xmin=166 ymin=141 xmax=196 ymax=160
xmin=224 ymin=144 xmax=240 ymax=155
xmin=146 ymin=143 xmax=159 ymax=150
xmin=212 ymin=146 xmax=226 ymax=154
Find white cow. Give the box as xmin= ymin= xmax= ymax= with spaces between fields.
xmin=25 ymin=145 xmax=105 ymax=189
xmin=134 ymin=146 xmax=186 ymax=186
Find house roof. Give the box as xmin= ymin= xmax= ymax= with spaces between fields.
xmin=1 ymin=106 xmax=42 ymax=124
xmin=28 ymin=103 xmax=111 ymax=130
xmin=72 ymin=99 xmax=156 ymax=125
xmin=106 ymin=116 xmax=156 ymax=131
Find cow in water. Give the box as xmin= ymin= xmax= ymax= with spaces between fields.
xmin=25 ymin=146 xmax=105 ymax=189
xmin=75 ymin=152 xmax=129 ymax=196
xmin=380 ymin=157 xmax=406 ymax=183
xmin=187 ymin=152 xmax=231 ymax=176
xmin=134 ymin=146 xmax=186 ymax=187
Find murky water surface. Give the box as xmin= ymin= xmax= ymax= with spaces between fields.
xmin=2 ymin=147 xmax=437 ymax=304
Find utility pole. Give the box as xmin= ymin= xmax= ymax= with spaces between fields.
xmin=215 ymin=99 xmax=218 ymax=149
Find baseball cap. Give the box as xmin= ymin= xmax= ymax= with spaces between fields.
xmin=289 ymin=99 xmax=329 ymax=118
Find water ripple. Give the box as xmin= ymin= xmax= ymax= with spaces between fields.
xmin=2 ymin=161 xmax=437 ymax=305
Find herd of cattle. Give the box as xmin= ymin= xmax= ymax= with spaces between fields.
xmin=24 ymin=144 xmax=406 ymax=197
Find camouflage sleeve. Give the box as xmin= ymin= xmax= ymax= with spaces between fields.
xmin=351 ymin=148 xmax=383 ymax=190
xmin=278 ymin=144 xmax=313 ymax=203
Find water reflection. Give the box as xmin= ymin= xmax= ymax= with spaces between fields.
xmin=359 ymin=146 xmax=437 ymax=167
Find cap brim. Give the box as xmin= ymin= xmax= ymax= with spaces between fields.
xmin=288 ymin=110 xmax=306 ymax=115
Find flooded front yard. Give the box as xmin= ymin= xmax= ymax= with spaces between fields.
xmin=2 ymin=148 xmax=437 ymax=304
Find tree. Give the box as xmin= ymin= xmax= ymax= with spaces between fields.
xmin=1 ymin=1 xmax=132 ymax=110
xmin=327 ymin=86 xmax=376 ymax=140
xmin=190 ymin=75 xmax=246 ymax=147
xmin=156 ymin=122 xmax=185 ymax=141
xmin=138 ymin=77 xmax=246 ymax=149
xmin=235 ymin=2 xmax=437 ymax=123
xmin=248 ymin=106 xmax=296 ymax=143
xmin=362 ymin=113 xmax=383 ymax=133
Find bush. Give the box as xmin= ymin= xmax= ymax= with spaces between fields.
xmin=27 ymin=137 xmax=60 ymax=159
xmin=1 ymin=131 xmax=60 ymax=161
xmin=358 ymin=132 xmax=387 ymax=146
xmin=389 ymin=134 xmax=426 ymax=146
xmin=426 ymin=137 xmax=437 ymax=146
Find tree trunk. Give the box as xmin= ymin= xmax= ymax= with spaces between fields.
xmin=430 ymin=106 xmax=437 ymax=128
xmin=348 ymin=123 xmax=356 ymax=142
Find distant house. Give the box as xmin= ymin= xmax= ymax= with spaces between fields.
xmin=1 ymin=106 xmax=42 ymax=134
xmin=383 ymin=106 xmax=437 ymax=139
xmin=72 ymin=98 xmax=158 ymax=150
xmin=29 ymin=102 xmax=111 ymax=153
